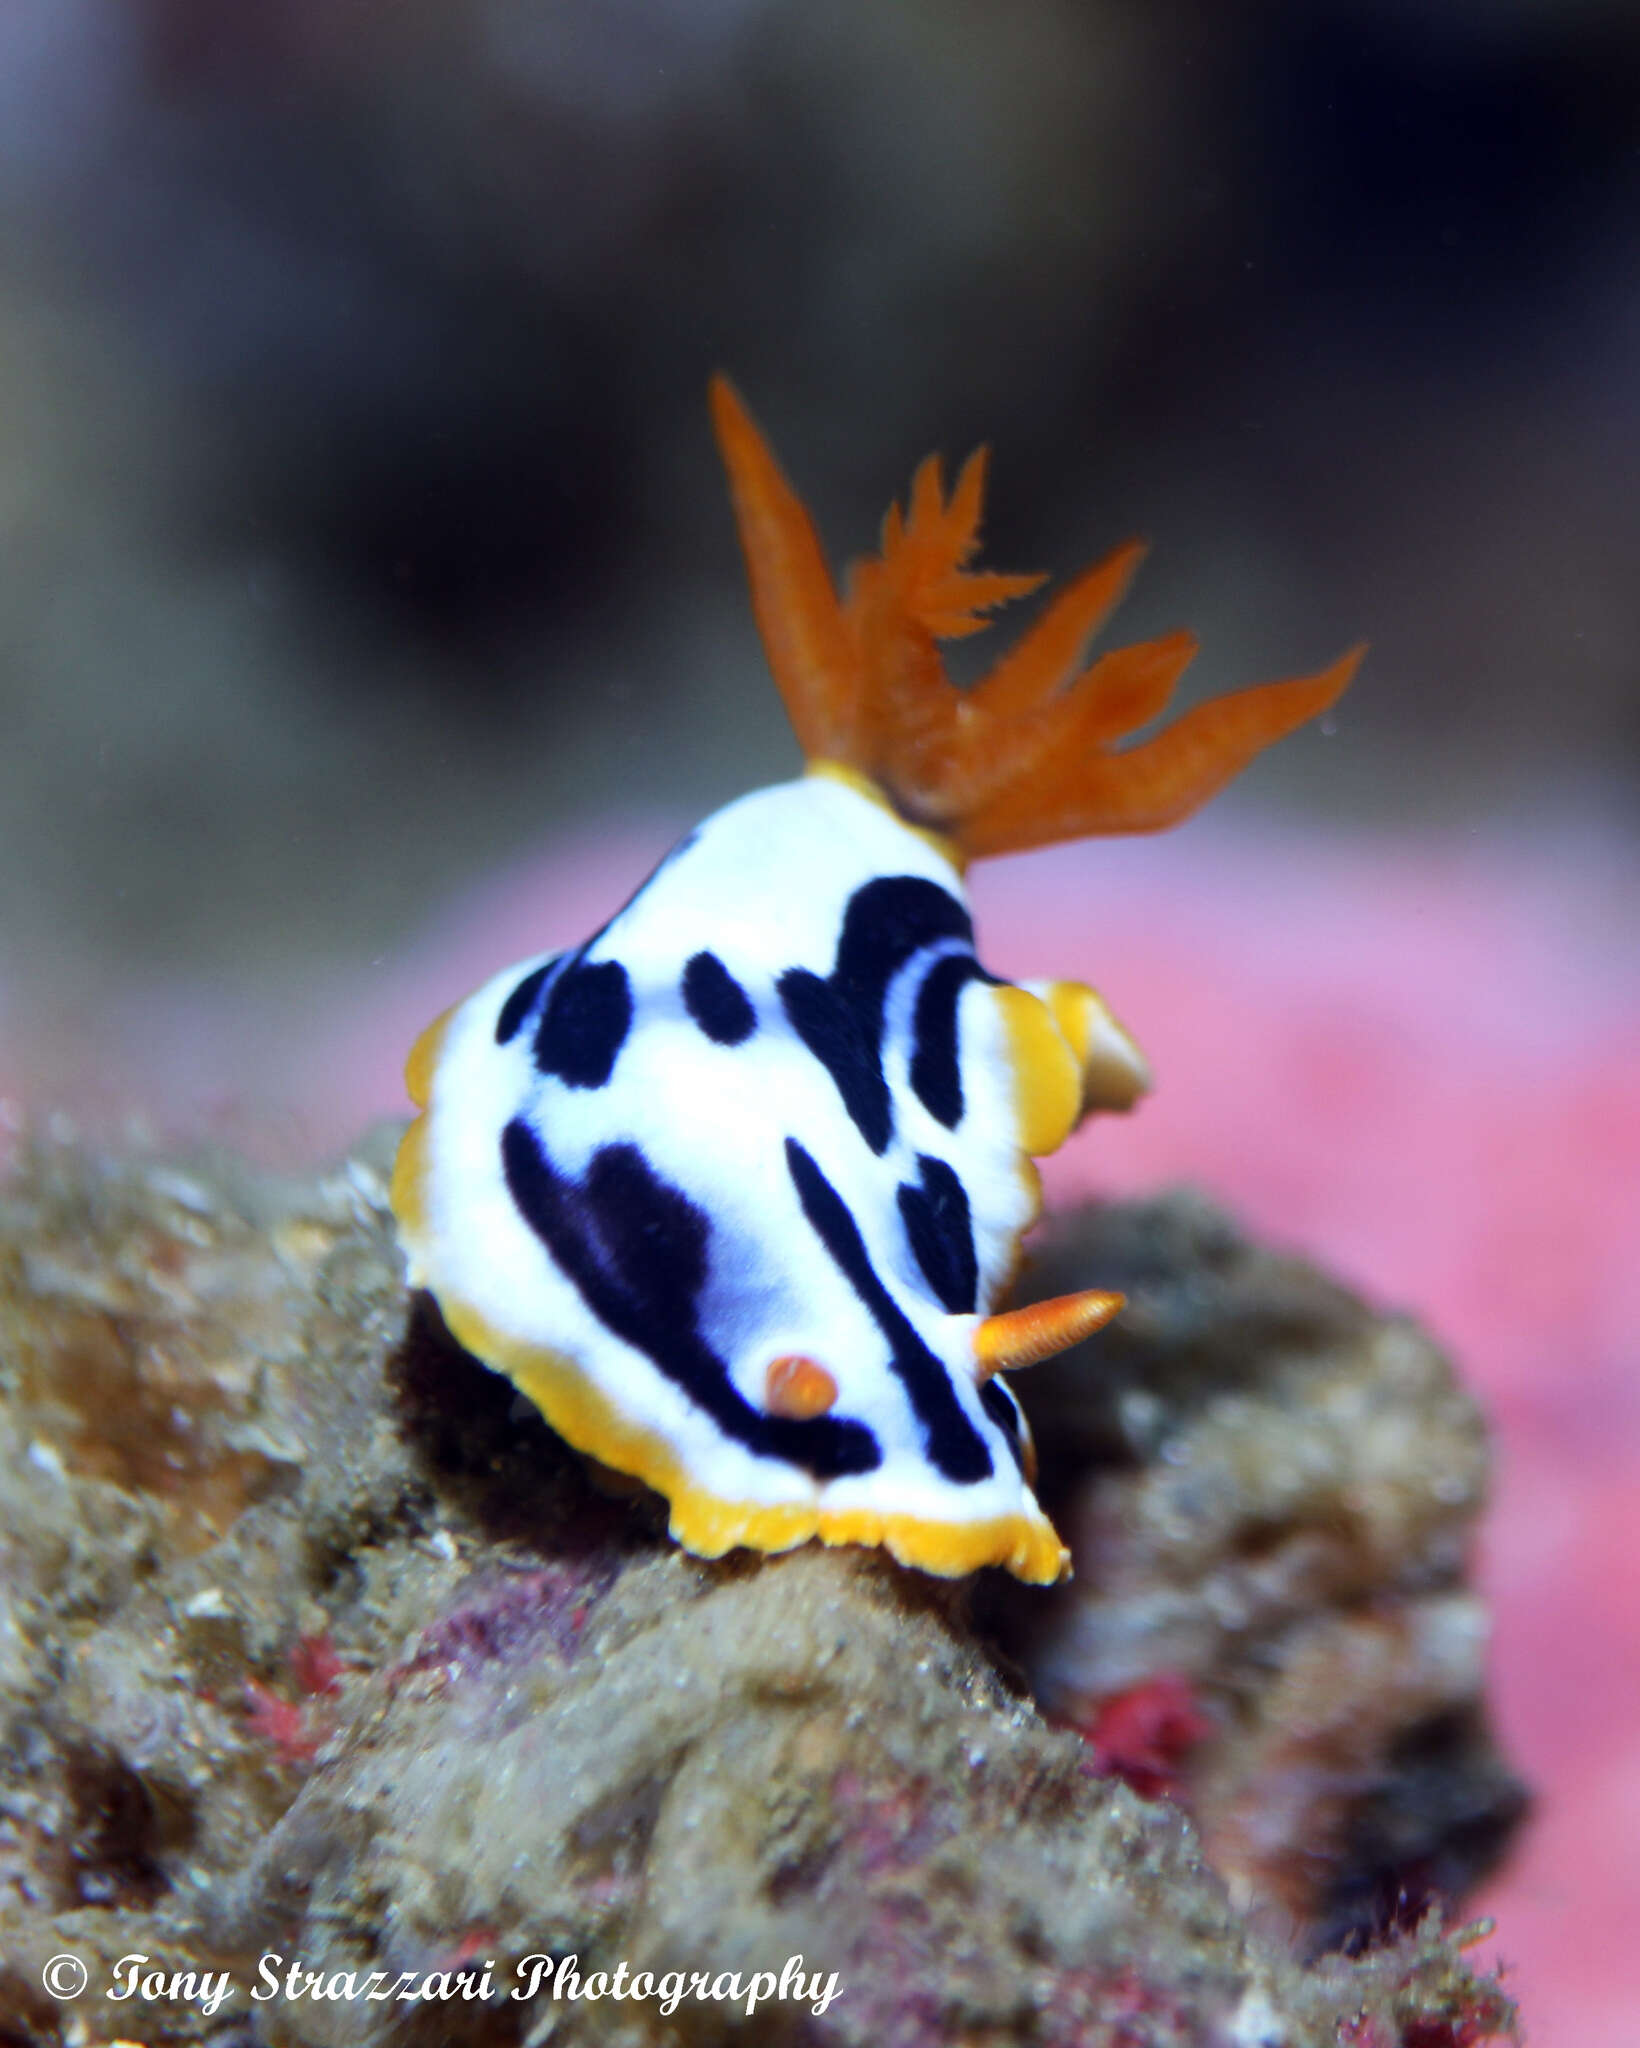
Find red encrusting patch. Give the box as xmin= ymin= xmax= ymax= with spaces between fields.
xmin=436 ymin=1926 xmax=499 ymax=1970
xmin=404 ymin=1563 xmax=612 ymax=1679
xmin=1063 ymin=1673 xmax=1212 ymax=1801
xmin=241 ymin=1630 xmax=351 ymax=1764
xmin=828 ymin=1768 xmax=951 ymax=1879
xmin=1338 ymin=2020 xmax=1396 ymax=2048
xmin=1398 ymin=2010 xmax=1516 ymax=2048
xmin=289 ymin=1629 xmax=344 ymax=1698
xmin=242 ymin=1678 xmax=324 ymax=1766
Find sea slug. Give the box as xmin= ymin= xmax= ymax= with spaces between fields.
xmin=391 ymin=378 xmax=1359 ymax=1584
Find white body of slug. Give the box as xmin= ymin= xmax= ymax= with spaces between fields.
xmin=392 ymin=770 xmax=1147 ymax=1583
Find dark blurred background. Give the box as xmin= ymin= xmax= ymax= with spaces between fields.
xmin=2 ymin=0 xmax=1638 ymax=1089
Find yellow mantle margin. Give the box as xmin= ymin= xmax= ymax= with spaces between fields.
xmin=393 ymin=1113 xmax=1067 ymax=1585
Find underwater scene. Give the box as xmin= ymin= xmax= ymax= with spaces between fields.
xmin=2 ymin=7 xmax=1637 ymax=2044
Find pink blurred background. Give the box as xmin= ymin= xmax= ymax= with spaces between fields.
xmin=4 ymin=4 xmax=1639 ymax=2041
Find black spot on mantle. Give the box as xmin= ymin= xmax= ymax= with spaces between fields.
xmin=534 ymin=958 xmax=632 ymax=1089
xmin=495 ymin=959 xmax=557 ymax=1047
xmin=682 ymin=951 xmax=757 ymax=1046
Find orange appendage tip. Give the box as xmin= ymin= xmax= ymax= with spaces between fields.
xmin=710 ymin=374 xmax=1362 ymax=858
xmin=973 ymin=1290 xmax=1125 ymax=1378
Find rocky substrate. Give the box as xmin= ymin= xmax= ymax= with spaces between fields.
xmin=0 ymin=1133 xmax=1522 ymax=2046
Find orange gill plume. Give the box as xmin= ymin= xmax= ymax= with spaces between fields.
xmin=709 ymin=374 xmax=1363 ymax=859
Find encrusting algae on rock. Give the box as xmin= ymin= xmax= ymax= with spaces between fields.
xmin=996 ymin=1191 xmax=1529 ymax=1955
xmin=0 ymin=1133 xmax=1520 ymax=2045
xmin=391 ymin=377 xmax=1364 ymax=1584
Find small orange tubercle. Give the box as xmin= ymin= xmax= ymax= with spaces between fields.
xmin=764 ymin=1354 xmax=840 ymax=1420
xmin=710 ymin=372 xmax=1362 ymax=857
xmin=973 ymin=1289 xmax=1126 ymax=1379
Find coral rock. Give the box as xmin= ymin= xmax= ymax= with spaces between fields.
xmin=0 ymin=1137 xmax=1519 ymax=2045
xmin=1002 ymin=1191 xmax=1528 ymax=1950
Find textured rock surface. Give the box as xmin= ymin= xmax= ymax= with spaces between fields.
xmin=1004 ymin=1194 xmax=1528 ymax=1950
xmin=0 ymin=1136 xmax=1519 ymax=2045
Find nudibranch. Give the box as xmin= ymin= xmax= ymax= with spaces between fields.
xmin=392 ymin=377 xmax=1359 ymax=1585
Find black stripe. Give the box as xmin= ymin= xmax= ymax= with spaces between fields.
xmin=909 ymin=954 xmax=996 ymax=1127
xmin=784 ymin=1138 xmax=992 ymax=1485
xmin=779 ymin=876 xmax=973 ymax=1156
xmin=896 ymin=1155 xmax=979 ymax=1315
xmin=980 ymin=1380 xmax=1028 ymax=1473
xmin=501 ymin=1121 xmax=879 ymax=1480
xmin=778 ymin=969 xmax=891 ymax=1154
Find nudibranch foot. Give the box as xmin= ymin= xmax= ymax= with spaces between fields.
xmin=390 ymin=378 xmax=1357 ymax=1586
